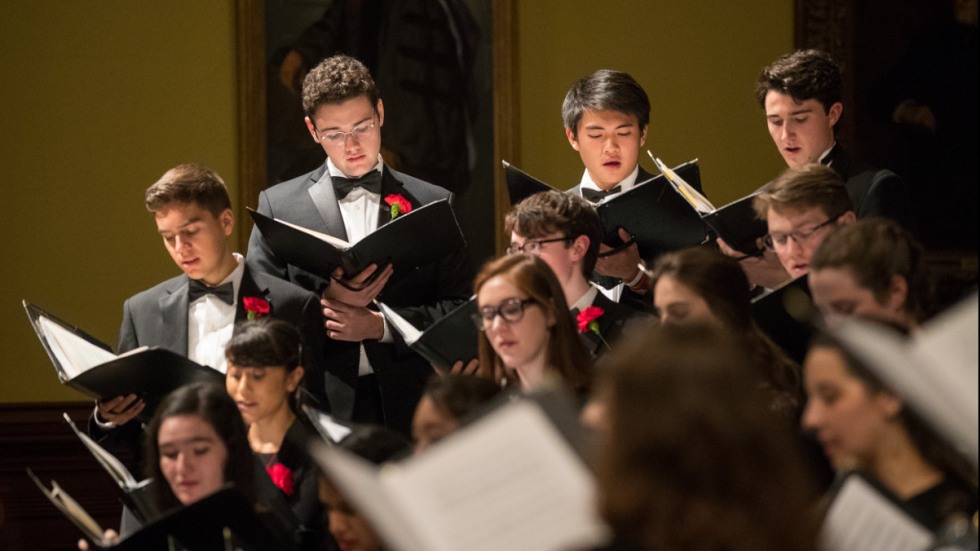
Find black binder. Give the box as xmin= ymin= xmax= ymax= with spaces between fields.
xmin=380 ymin=297 xmax=479 ymax=372
xmin=699 ymin=192 xmax=769 ymax=257
xmin=750 ymin=275 xmax=814 ymax=365
xmin=24 ymin=301 xmax=223 ymax=420
xmin=247 ymin=198 xmax=465 ymax=281
xmin=503 ymin=160 xmax=557 ymax=205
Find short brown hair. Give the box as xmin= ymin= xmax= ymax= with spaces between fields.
xmin=753 ymin=163 xmax=851 ymax=220
xmin=301 ymin=54 xmax=380 ymax=119
xmin=504 ymin=191 xmax=602 ymax=278
xmin=810 ymin=218 xmax=933 ymax=322
xmin=145 ymin=163 xmax=231 ymax=217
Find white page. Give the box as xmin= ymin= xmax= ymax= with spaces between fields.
xmin=384 ymin=400 xmax=607 ymax=551
xmin=313 ymin=444 xmax=429 ymax=551
xmin=312 ymin=410 xmax=352 ymax=443
xmin=378 ymin=303 xmax=421 ymax=345
xmin=65 ymin=413 xmax=140 ymax=489
xmin=648 ymin=151 xmax=715 ymax=212
xmin=820 ymin=475 xmax=934 ymax=551
xmin=833 ymin=293 xmax=979 ymax=469
xmin=38 ymin=316 xmax=117 ymax=379
xmin=276 ymin=217 xmax=351 ymax=249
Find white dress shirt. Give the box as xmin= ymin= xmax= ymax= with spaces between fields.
xmin=187 ymin=253 xmax=246 ymax=374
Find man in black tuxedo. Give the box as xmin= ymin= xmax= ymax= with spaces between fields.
xmin=505 ymin=191 xmax=650 ymax=359
xmin=561 ymin=70 xmax=661 ymax=312
xmin=246 ymin=55 xmax=473 ymax=436
xmin=91 ymin=163 xmax=327 ymax=462
xmin=721 ymin=49 xmax=914 ymax=290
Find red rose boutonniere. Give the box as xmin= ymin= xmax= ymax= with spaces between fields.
xmin=577 ymin=306 xmax=611 ymax=350
xmin=384 ymin=194 xmax=412 ymax=220
xmin=243 ymin=296 xmax=270 ymax=320
xmin=266 ymin=462 xmax=295 ymax=496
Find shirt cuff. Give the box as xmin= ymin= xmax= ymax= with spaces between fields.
xmin=379 ymin=313 xmax=393 ymax=343
xmin=92 ymin=404 xmax=117 ymax=429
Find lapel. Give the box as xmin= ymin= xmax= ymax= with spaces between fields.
xmin=824 ymin=143 xmax=852 ymax=179
xmin=237 ymin=266 xmax=272 ymax=322
xmin=376 ymin=168 xmax=419 ymax=228
xmin=159 ymin=276 xmax=191 ymax=355
xmin=306 ymin=163 xmax=349 ymax=241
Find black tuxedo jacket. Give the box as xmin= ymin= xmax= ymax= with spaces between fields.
xmin=825 ymin=144 xmax=914 ymax=231
xmin=89 ymin=264 xmax=326 ymax=470
xmin=246 ymin=163 xmax=474 ymax=434
xmin=577 ymin=291 xmax=652 ymax=359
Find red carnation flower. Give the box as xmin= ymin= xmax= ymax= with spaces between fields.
xmin=384 ymin=194 xmax=412 ymax=219
xmin=577 ymin=306 xmax=611 ymax=350
xmin=243 ymin=296 xmax=270 ymax=320
xmin=266 ymin=462 xmax=295 ymax=496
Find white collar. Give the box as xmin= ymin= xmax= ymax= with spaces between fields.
xmin=577 ymin=165 xmax=640 ymax=196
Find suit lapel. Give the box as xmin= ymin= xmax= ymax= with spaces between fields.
xmin=307 ymin=166 xmax=349 ymax=241
xmin=236 ymin=267 xmax=271 ymax=322
xmin=159 ymin=276 xmax=190 ymax=355
xmin=377 ymin=169 xmax=419 ymax=228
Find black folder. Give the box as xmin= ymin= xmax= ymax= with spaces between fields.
xmin=380 ymin=298 xmax=479 ymax=372
xmin=247 ymin=198 xmax=465 ymax=281
xmin=700 ymin=192 xmax=769 ymax=257
xmin=24 ymin=301 xmax=223 ymax=421
xmin=503 ymin=160 xmax=557 ymax=205
xmin=596 ymin=166 xmax=709 ymax=260
xmin=750 ymin=275 xmax=815 ymax=365
xmin=111 ymin=487 xmax=292 ymax=551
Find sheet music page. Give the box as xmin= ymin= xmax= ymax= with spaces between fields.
xmin=311 ymin=409 xmax=353 ymax=443
xmin=377 ymin=303 xmax=421 ymax=345
xmin=313 ymin=444 xmax=428 ymax=551
xmin=276 ymin=217 xmax=351 ymax=249
xmin=820 ymin=475 xmax=934 ymax=551
xmin=386 ymin=400 xmax=607 ymax=551
xmin=38 ymin=316 xmax=117 ymax=379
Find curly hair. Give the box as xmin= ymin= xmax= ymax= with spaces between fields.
xmin=144 ymin=163 xmax=231 ymax=218
xmin=755 ymin=49 xmax=843 ymax=113
xmin=301 ymin=54 xmax=380 ymax=118
xmin=562 ymin=69 xmax=650 ymax=137
xmin=504 ymin=190 xmax=602 ymax=278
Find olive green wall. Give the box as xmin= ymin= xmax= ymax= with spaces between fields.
xmin=516 ymin=2 xmax=793 ymax=203
xmin=0 ymin=2 xmax=237 ymax=402
xmin=0 ymin=2 xmax=791 ymax=403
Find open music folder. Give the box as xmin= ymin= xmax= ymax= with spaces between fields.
xmin=247 ymin=198 xmax=465 ymax=281
xmin=311 ymin=389 xmax=609 ymax=551
xmin=23 ymin=301 xmax=223 ymax=420
xmin=378 ymin=297 xmax=478 ymax=372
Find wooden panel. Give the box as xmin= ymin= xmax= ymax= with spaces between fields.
xmin=0 ymin=402 xmax=126 ymax=551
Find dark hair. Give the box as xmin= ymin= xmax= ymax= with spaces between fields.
xmin=421 ymin=374 xmax=502 ymax=422
xmin=504 ymin=190 xmax=602 ymax=278
xmin=226 ymin=318 xmax=303 ymax=371
xmin=562 ymin=69 xmax=650 ymax=137
xmin=650 ymin=246 xmax=802 ymax=415
xmin=301 ymin=54 xmax=380 ymax=119
xmin=753 ymin=163 xmax=852 ymax=220
xmin=145 ymin=163 xmax=232 ymax=217
xmin=338 ymin=425 xmax=412 ymax=465
xmin=144 ymin=382 xmax=254 ymax=511
xmin=598 ymin=323 xmax=820 ymax=551
xmin=810 ymin=218 xmax=934 ymax=322
xmin=755 ymin=49 xmax=843 ymax=115
xmin=473 ymin=254 xmax=594 ymax=393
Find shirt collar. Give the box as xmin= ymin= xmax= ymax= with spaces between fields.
xmin=818 ymin=142 xmax=837 ymax=166
xmin=577 ymin=165 xmax=640 ymax=196
xmin=570 ymin=285 xmax=600 ymax=312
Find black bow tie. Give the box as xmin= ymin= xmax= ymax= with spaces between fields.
xmin=187 ymin=279 xmax=234 ymax=305
xmin=581 ymin=185 xmax=622 ymax=203
xmin=333 ymin=170 xmax=383 ymax=200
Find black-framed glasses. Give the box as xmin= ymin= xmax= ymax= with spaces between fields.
xmin=505 ymin=236 xmax=569 ymax=256
xmin=762 ymin=212 xmax=845 ymax=251
xmin=314 ymin=118 xmax=378 ymax=147
xmin=472 ymin=298 xmax=537 ymax=330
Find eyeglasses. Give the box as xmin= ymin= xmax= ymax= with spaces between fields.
xmin=763 ymin=212 xmax=845 ymax=251
xmin=505 ymin=236 xmax=569 ymax=256
xmin=472 ymin=298 xmax=537 ymax=331
xmin=314 ymin=119 xmax=377 ymax=146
